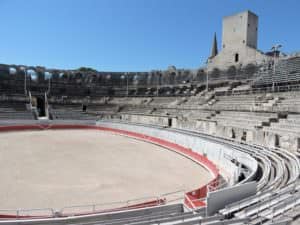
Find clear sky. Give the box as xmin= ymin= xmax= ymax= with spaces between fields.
xmin=0 ymin=0 xmax=299 ymax=71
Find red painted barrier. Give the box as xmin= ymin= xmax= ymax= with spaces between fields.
xmin=0 ymin=123 xmax=219 ymax=218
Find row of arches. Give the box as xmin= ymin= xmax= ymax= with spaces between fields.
xmin=0 ymin=63 xmax=260 ymax=88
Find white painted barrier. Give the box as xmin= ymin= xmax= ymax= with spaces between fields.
xmin=97 ymin=121 xmax=258 ymax=186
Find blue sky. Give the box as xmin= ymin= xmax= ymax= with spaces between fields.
xmin=0 ymin=0 xmax=299 ymax=71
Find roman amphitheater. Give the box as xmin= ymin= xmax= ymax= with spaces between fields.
xmin=0 ymin=10 xmax=299 ymax=225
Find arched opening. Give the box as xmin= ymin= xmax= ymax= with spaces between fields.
xmin=36 ymin=96 xmax=46 ymax=117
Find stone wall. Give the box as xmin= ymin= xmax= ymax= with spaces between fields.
xmin=121 ymin=114 xmax=170 ymax=127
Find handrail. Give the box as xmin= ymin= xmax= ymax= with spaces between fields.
xmin=60 ymin=195 xmax=161 ymax=216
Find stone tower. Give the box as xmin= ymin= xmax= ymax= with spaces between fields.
xmin=207 ymin=10 xmax=271 ymax=71
xmin=222 ymin=11 xmax=258 ymax=50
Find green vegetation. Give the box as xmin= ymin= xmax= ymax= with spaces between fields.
xmin=77 ymin=67 xmax=98 ymax=73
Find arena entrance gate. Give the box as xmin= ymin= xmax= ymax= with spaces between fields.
xmin=32 ymin=95 xmax=46 ymax=117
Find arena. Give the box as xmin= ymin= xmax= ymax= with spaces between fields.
xmin=0 ymin=129 xmax=211 ymax=209
xmin=0 ymin=8 xmax=299 ymax=225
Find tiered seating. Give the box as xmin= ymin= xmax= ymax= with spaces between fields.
xmin=214 ymin=86 xmax=231 ymax=95
xmin=210 ymin=94 xmax=267 ymax=111
xmin=182 ymin=94 xmax=209 ymax=107
xmin=254 ymin=56 xmax=300 ymax=86
xmin=182 ymin=110 xmax=215 ymax=120
xmin=262 ymin=113 xmax=300 ymax=152
xmin=232 ymin=84 xmax=251 ymax=93
xmin=108 ymin=97 xmax=149 ymax=106
xmin=148 ymin=108 xmax=174 ymax=116
xmin=50 ymin=105 xmax=96 ymax=120
xmin=182 ymin=98 xmax=204 ymax=107
xmin=0 ymin=102 xmax=34 ymax=120
xmin=80 ymin=203 xmax=189 ymax=225
xmin=273 ymin=92 xmax=300 ymax=112
xmin=148 ymin=97 xmax=180 ymax=107
xmin=4 ymin=201 xmax=235 ymax=225
xmin=119 ymin=105 xmax=152 ymax=115
xmin=264 ymin=114 xmax=300 ymax=136
xmin=86 ymin=104 xmax=119 ymax=115
xmin=213 ymin=111 xmax=278 ymax=130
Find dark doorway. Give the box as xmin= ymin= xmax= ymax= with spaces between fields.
xmin=241 ymin=131 xmax=247 ymax=141
xmin=168 ymin=118 xmax=172 ymax=127
xmin=231 ymin=129 xmax=236 ymax=139
xmin=82 ymin=105 xmax=87 ymax=112
xmin=275 ymin=134 xmax=280 ymax=147
xmin=37 ymin=96 xmax=46 ymax=117
xmin=235 ymin=53 xmax=239 ymax=62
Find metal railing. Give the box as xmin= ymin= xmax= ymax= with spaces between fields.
xmin=0 ymin=189 xmax=185 ymax=219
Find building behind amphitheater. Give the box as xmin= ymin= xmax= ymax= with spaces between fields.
xmin=207 ymin=10 xmax=272 ymax=70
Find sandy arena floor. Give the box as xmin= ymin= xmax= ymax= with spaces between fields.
xmin=0 ymin=129 xmax=211 ymax=210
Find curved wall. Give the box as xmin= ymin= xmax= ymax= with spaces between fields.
xmin=0 ymin=120 xmax=258 ymax=217
xmin=97 ymin=121 xmax=258 ymax=186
